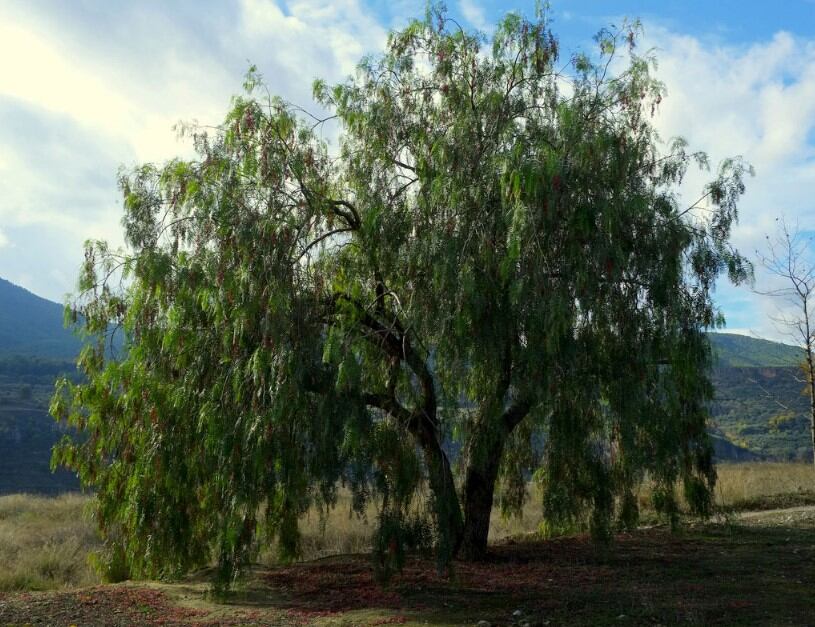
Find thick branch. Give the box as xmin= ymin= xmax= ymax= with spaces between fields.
xmin=301 ymin=363 xmax=415 ymax=427
xmin=328 ymin=199 xmax=361 ymax=229
xmin=332 ymin=293 xmax=439 ymax=430
xmin=362 ymin=391 xmax=415 ymax=427
xmin=502 ymin=398 xmax=533 ymax=433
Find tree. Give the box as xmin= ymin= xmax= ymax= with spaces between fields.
xmin=51 ymin=7 xmax=751 ymax=585
xmin=756 ymin=218 xmax=815 ymax=464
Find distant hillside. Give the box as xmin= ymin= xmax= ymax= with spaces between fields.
xmin=0 ymin=278 xmax=83 ymax=360
xmin=708 ymin=432 xmax=763 ymax=462
xmin=0 ymin=279 xmax=85 ymax=492
xmin=706 ymin=333 xmax=811 ymax=461
xmin=0 ymin=407 xmax=80 ymax=495
xmin=708 ymin=332 xmax=804 ymax=368
xmin=0 ymin=354 xmax=81 ymax=494
xmin=710 ymin=366 xmax=812 ymax=461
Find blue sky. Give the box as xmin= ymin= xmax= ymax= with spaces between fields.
xmin=0 ymin=1 xmax=814 ymax=342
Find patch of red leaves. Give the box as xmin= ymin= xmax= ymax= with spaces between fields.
xmin=265 ymin=560 xmax=403 ymax=614
xmin=258 ymin=530 xmax=718 ymax=620
xmin=83 ymin=586 xmax=210 ymax=623
xmin=370 ymin=616 xmax=408 ymax=625
xmin=261 ymin=535 xmax=613 ymax=616
xmin=0 ymin=585 xmax=210 ymax=627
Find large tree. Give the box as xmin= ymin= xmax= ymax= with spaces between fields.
xmin=52 ymin=8 xmax=751 ymax=584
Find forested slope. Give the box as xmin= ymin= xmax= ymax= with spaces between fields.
xmin=709 ymin=333 xmax=811 ymax=460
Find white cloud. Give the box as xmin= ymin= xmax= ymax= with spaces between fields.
xmin=239 ymin=0 xmax=388 ymax=85
xmin=0 ymin=7 xmax=226 ymax=299
xmin=0 ymin=16 xmax=228 ymax=165
xmin=459 ymin=0 xmax=492 ymax=34
xmin=644 ymin=27 xmax=815 ymax=341
xmin=0 ymin=21 xmax=136 ymax=137
xmin=0 ymin=228 xmax=8 ymax=248
xmin=0 ymin=0 xmax=393 ymax=301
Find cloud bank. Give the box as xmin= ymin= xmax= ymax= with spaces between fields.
xmin=644 ymin=27 xmax=815 ymax=340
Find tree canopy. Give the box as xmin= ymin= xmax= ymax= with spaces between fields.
xmin=51 ymin=7 xmax=752 ymax=585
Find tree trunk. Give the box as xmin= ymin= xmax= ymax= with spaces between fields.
xmin=460 ymin=432 xmax=506 ymax=560
xmin=459 ymin=398 xmax=531 ymax=559
xmin=809 ymin=383 xmax=815 ymax=467
xmin=414 ymin=420 xmax=464 ymax=563
xmin=806 ymin=344 xmax=815 ymax=467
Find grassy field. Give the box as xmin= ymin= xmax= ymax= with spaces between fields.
xmin=713 ymin=462 xmax=815 ymax=510
xmin=0 ymin=463 xmax=813 ymax=625
xmin=0 ymin=492 xmax=100 ymax=591
xmin=1 ymin=463 xmax=814 ymax=593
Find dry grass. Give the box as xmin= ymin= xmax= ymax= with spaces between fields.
xmin=490 ymin=463 xmax=815 ymax=540
xmin=0 ymin=492 xmax=101 ymax=591
xmin=1 ymin=462 xmax=812 ymax=592
xmin=489 ymin=484 xmax=548 ymax=541
xmin=266 ymin=485 xmax=550 ymax=562
xmin=714 ymin=462 xmax=814 ymax=502
xmin=272 ymin=499 xmax=378 ymax=561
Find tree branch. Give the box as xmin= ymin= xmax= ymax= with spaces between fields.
xmin=295 ymin=227 xmax=354 ymax=262
xmin=332 ymin=293 xmax=439 ymax=430
xmin=502 ymin=397 xmax=532 ymax=433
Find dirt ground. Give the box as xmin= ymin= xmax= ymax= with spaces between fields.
xmin=1 ymin=508 xmax=814 ymax=627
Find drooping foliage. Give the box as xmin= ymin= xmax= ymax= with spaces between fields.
xmin=51 ymin=6 xmax=752 ymax=585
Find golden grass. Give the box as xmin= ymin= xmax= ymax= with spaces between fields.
xmin=490 ymin=463 xmax=815 ymax=539
xmin=0 ymin=492 xmax=101 ymax=591
xmin=1 ymin=462 xmax=812 ymax=591
xmin=267 ymin=485 xmax=549 ymax=562
xmin=274 ymin=500 xmax=378 ymax=561
xmin=289 ymin=492 xmax=548 ymax=560
xmin=713 ymin=462 xmax=815 ymax=507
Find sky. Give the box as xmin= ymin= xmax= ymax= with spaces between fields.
xmin=0 ymin=0 xmax=814 ymax=342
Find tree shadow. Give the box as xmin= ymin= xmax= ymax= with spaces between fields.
xmin=186 ymin=524 xmax=815 ymax=625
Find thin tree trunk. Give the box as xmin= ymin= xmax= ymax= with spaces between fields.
xmin=806 ymin=344 xmax=815 ymax=467
xmin=809 ymin=382 xmax=815 ymax=467
xmin=347 ymin=291 xmax=466 ymax=561
xmin=802 ymin=298 xmax=815 ymax=467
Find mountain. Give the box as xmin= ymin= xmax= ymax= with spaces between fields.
xmin=0 ymin=278 xmax=83 ymax=360
xmin=709 ymin=433 xmax=762 ymax=462
xmin=708 ymin=332 xmax=804 ymax=368
xmin=707 ymin=333 xmax=811 ymax=461
xmin=0 ymin=357 xmax=81 ymax=495
xmin=0 ymin=278 xmax=84 ymax=493
xmin=0 ymin=397 xmax=80 ymax=495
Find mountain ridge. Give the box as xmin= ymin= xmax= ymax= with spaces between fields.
xmin=0 ymin=277 xmax=83 ymax=360
xmin=708 ymin=332 xmax=804 ymax=368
